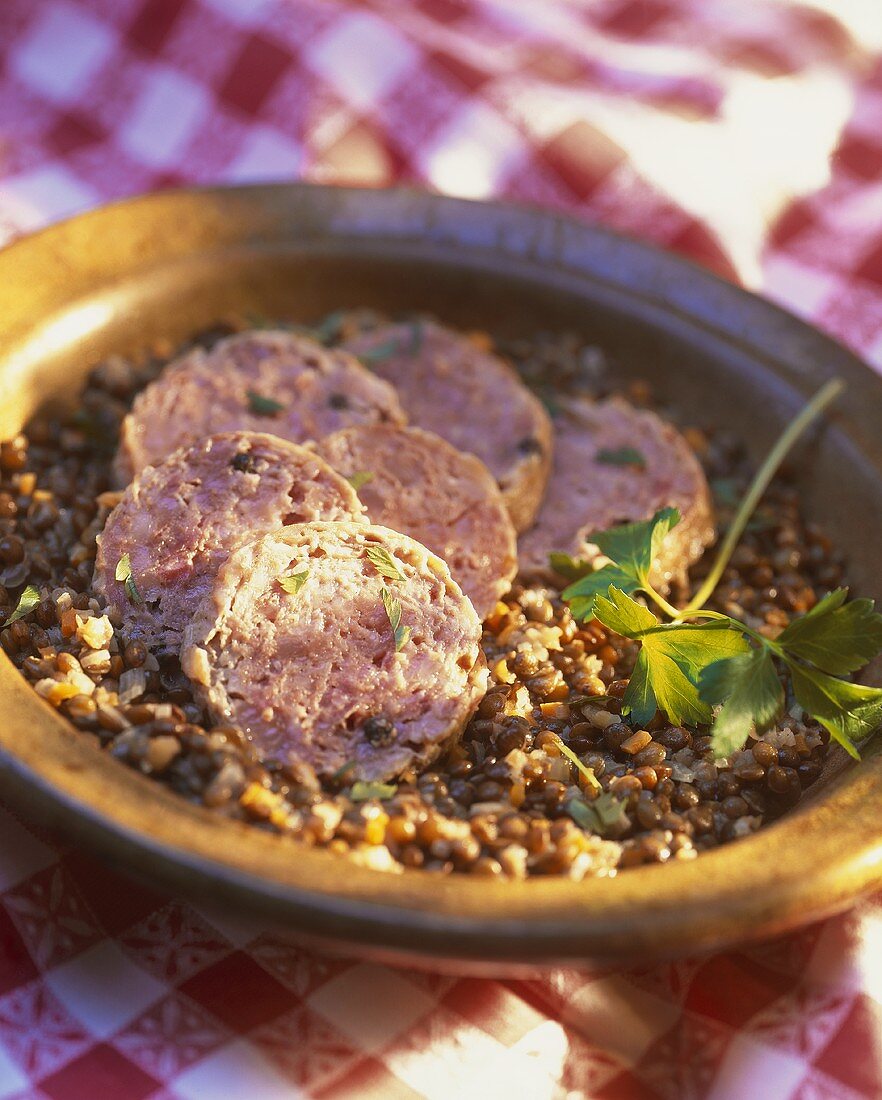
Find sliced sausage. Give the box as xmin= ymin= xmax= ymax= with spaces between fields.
xmin=315 ymin=425 xmax=517 ymax=620
xmin=342 ymin=321 xmax=552 ymax=533
xmin=95 ymin=431 xmax=364 ymax=653
xmin=518 ymin=397 xmax=714 ymax=588
xmin=181 ymin=522 xmax=487 ymax=782
xmin=115 ymin=330 xmax=406 ymax=482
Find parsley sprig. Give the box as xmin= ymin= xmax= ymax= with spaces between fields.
xmin=559 ymin=379 xmax=882 ymax=760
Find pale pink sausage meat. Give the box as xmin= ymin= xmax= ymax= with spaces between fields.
xmin=342 ymin=322 xmax=552 ymax=533
xmin=518 ymin=397 xmax=714 ymax=588
xmin=316 ymin=425 xmax=517 ymax=619
xmin=181 ymin=522 xmax=487 ymax=782
xmin=95 ymin=431 xmax=364 ymax=653
xmin=115 ymin=330 xmax=406 ymax=482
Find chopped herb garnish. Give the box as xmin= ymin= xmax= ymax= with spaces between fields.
xmin=311 ymin=310 xmax=347 ymax=345
xmin=566 ymin=791 xmax=627 ymax=835
xmin=115 ymin=553 xmax=143 ymax=605
xmin=73 ymin=408 xmax=115 ymax=454
xmin=278 ymin=568 xmax=309 ymax=596
xmin=549 ymin=552 xmax=595 ymax=582
xmin=115 ymin=553 xmax=132 ymax=582
xmin=381 ymin=586 xmax=411 ymax=652
xmin=4 ymin=584 xmax=39 ymax=625
xmin=596 ymin=445 xmax=646 ymax=469
xmin=714 ymin=479 xmax=773 ymax=531
xmin=331 ymin=759 xmax=357 ymax=782
xmin=711 ymin=477 xmax=740 ymax=508
xmin=746 ymin=511 xmax=776 ymax=533
xmin=549 ymin=732 xmax=601 ymax=792
xmin=346 ymin=470 xmax=374 ymax=492
xmin=358 ymin=338 xmax=403 ymax=365
xmin=246 ymin=389 xmax=285 ymax=415
xmin=560 ymin=379 xmax=882 ymax=761
xmin=358 ymin=322 xmax=423 ymax=365
xmin=407 ymin=319 xmax=424 ymax=356
xmin=350 ymin=780 xmax=398 ymax=802
xmin=366 ymin=545 xmax=405 ymax=581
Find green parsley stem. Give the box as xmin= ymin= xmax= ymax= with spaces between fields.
xmin=642 ymin=584 xmax=682 ymax=620
xmin=682 ymin=378 xmax=844 ymax=617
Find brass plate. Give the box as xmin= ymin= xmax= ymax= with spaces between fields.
xmin=1 ymin=184 xmax=881 ymax=973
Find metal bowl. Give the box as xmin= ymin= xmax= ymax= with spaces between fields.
xmin=2 ymin=184 xmax=881 ymax=973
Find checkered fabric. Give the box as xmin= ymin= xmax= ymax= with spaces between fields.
xmin=1 ymin=1 xmax=882 ymax=1097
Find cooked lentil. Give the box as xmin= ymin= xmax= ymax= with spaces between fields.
xmin=0 ymin=314 xmax=842 ymax=879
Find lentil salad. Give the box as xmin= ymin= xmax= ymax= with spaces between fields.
xmin=0 ymin=315 xmax=848 ymax=879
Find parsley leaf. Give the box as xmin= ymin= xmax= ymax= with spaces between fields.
xmin=548 ymin=552 xmax=594 ymax=582
xmin=594 ymin=587 xmax=750 ymax=726
xmin=115 ymin=553 xmax=132 ymax=582
xmin=558 ymin=382 xmax=882 ymax=762
xmin=596 ymin=446 xmax=646 ymax=469
xmin=592 ymin=507 xmax=681 ymax=578
xmin=246 ymin=389 xmax=285 ymax=415
xmin=405 ymin=320 xmax=424 ymax=356
xmin=115 ymin=553 xmax=143 ymax=605
xmin=278 ymin=568 xmax=309 ymax=596
xmin=549 ymin=733 xmax=601 ymax=791
xmin=358 ymin=322 xmax=423 ymax=365
xmin=711 ymin=477 xmax=740 ymax=508
xmin=776 ymin=588 xmax=882 ymax=676
xmin=366 ymin=545 xmax=405 ymax=581
xmin=346 ymin=470 xmax=374 ymax=492
xmin=590 ymin=586 xmax=658 ymax=636
xmin=381 ymin=587 xmax=410 ymax=651
xmin=350 ymin=780 xmax=398 ymax=802
xmin=566 ymin=792 xmax=627 ymax=835
xmin=561 ymin=508 xmax=681 ymax=621
xmin=331 ymin=759 xmax=357 ymax=782
xmin=699 ymin=648 xmax=785 ymax=758
xmin=4 ymin=584 xmax=39 ymax=625
xmin=562 ymin=563 xmax=646 ymax=622
xmin=312 ymin=310 xmax=347 ymax=345
xmin=358 ymin=338 xmax=403 ymax=364
xmin=788 ymin=664 xmax=882 ymax=759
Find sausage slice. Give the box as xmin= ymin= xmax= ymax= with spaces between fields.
xmin=181 ymin=522 xmax=487 ymax=782
xmin=316 ymin=425 xmax=517 ymax=620
xmin=95 ymin=431 xmax=364 ymax=653
xmin=518 ymin=397 xmax=714 ymax=588
xmin=342 ymin=321 xmax=552 ymax=533
xmin=115 ymin=330 xmax=406 ymax=482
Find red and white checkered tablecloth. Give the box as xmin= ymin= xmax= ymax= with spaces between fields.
xmin=2 ymin=1 xmax=882 ymax=1097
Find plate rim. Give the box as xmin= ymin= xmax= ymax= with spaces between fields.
xmin=2 ymin=182 xmax=881 ymax=968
